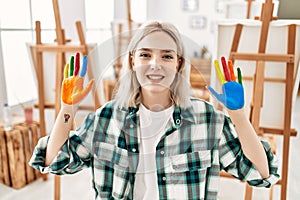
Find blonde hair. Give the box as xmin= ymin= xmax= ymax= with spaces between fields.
xmin=114 ymin=21 xmax=191 ymax=109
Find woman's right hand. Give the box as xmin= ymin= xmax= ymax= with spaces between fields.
xmin=207 ymin=56 xmax=244 ymax=110
xmin=61 ymin=53 xmax=94 ymax=106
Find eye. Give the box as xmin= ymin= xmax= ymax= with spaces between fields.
xmin=162 ymin=54 xmax=174 ymax=59
xmin=139 ymin=53 xmax=151 ymax=58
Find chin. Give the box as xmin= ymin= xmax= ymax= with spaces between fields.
xmin=143 ymin=84 xmax=170 ymax=93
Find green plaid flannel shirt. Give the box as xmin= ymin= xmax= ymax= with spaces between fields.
xmin=30 ymin=98 xmax=279 ymax=200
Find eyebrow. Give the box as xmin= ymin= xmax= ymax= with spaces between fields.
xmin=136 ymin=48 xmax=176 ymax=53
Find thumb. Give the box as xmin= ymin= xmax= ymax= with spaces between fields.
xmin=72 ymin=79 xmax=94 ymax=104
xmin=82 ymin=79 xmax=94 ymax=96
xmin=207 ymin=86 xmax=224 ymax=103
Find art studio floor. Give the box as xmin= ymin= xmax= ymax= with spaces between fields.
xmin=1 ymin=91 xmax=300 ymax=200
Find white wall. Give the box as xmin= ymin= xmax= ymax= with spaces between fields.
xmin=58 ymin=0 xmax=86 ymax=42
xmin=0 ymin=33 xmax=8 ymax=118
xmin=146 ymin=0 xmax=221 ymax=59
xmin=114 ymin=0 xmax=129 ymax=21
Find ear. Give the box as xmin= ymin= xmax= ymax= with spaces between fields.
xmin=177 ymin=58 xmax=183 ymax=72
xmin=130 ymin=55 xmax=135 ymax=71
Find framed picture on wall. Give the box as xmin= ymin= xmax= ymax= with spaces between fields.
xmin=215 ymin=0 xmax=233 ymax=13
xmin=189 ymin=15 xmax=207 ymax=29
xmin=182 ymin=0 xmax=199 ymax=12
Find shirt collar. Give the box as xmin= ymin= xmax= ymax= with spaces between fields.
xmin=124 ymin=103 xmax=195 ymax=127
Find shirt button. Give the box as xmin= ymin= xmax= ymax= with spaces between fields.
xmin=132 ymin=148 xmax=136 ymax=152
xmin=162 ymin=177 xmax=167 ymax=181
xmin=175 ymin=119 xmax=181 ymax=124
xmin=160 ymin=151 xmax=164 ymax=155
xmin=130 ymin=124 xmax=134 ymax=128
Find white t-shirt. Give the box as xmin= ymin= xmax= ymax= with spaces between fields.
xmin=133 ymin=104 xmax=174 ymax=200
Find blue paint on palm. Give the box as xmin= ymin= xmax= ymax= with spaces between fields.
xmin=208 ymin=81 xmax=244 ymax=110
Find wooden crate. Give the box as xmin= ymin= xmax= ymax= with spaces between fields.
xmin=0 ymin=122 xmax=41 ymax=189
xmin=0 ymin=127 xmax=10 ymax=186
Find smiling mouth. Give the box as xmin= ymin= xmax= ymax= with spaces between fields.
xmin=147 ymin=75 xmax=165 ymax=80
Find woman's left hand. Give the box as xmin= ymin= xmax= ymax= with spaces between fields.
xmin=207 ymin=56 xmax=244 ymax=110
xmin=61 ymin=53 xmax=94 ymax=105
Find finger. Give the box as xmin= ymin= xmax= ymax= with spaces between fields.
xmin=214 ymin=60 xmax=226 ymax=84
xmin=64 ymin=63 xmax=69 ymax=79
xmin=237 ymin=67 xmax=243 ymax=85
xmin=72 ymin=79 xmax=94 ymax=104
xmin=228 ymin=60 xmax=236 ymax=81
xmin=221 ymin=56 xmax=231 ymax=81
xmin=69 ymin=56 xmax=74 ymax=76
xmin=74 ymin=52 xmax=80 ymax=76
xmin=207 ymin=86 xmax=223 ymax=102
xmin=80 ymin=56 xmax=88 ymax=77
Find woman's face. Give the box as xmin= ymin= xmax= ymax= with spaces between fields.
xmin=131 ymin=31 xmax=180 ymax=94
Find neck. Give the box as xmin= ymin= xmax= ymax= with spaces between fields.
xmin=141 ymin=89 xmax=173 ymax=112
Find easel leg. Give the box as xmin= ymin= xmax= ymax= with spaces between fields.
xmin=55 ymin=175 xmax=60 ymax=200
xmin=244 ymin=184 xmax=253 ymax=200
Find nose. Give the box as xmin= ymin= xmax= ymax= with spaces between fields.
xmin=149 ymin=56 xmax=162 ymax=70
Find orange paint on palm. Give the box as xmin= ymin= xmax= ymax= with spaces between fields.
xmin=62 ymin=77 xmax=82 ymax=104
xmin=62 ymin=76 xmax=94 ymax=105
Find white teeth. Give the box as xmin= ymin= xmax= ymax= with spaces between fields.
xmin=148 ymin=75 xmax=164 ymax=80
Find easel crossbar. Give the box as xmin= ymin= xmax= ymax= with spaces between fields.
xmin=243 ymin=76 xmax=287 ymax=83
xmin=260 ymin=127 xmax=297 ymax=137
xmin=34 ymin=103 xmax=94 ymax=111
xmin=231 ymin=53 xmax=295 ymax=63
xmin=34 ymin=45 xmax=87 ymax=53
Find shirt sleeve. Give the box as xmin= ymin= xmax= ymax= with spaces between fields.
xmin=218 ymin=116 xmax=280 ymax=188
xmin=29 ymin=112 xmax=96 ymax=175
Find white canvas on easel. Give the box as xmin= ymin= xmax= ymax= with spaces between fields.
xmin=215 ymin=17 xmax=300 ymax=200
xmin=31 ymin=47 xmax=100 ymax=96
xmin=215 ymin=19 xmax=300 ymax=129
xmin=26 ymin=44 xmax=104 ymax=128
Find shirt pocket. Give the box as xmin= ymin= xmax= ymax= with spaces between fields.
xmin=167 ymin=150 xmax=212 ymax=200
xmin=93 ymin=142 xmax=130 ymax=199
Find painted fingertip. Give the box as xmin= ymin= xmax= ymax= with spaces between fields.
xmin=214 ymin=59 xmax=226 ymax=85
xmin=207 ymin=85 xmax=215 ymax=94
xmin=64 ymin=63 xmax=69 ymax=79
xmin=237 ymin=67 xmax=242 ymax=85
xmin=69 ymin=56 xmax=74 ymax=76
xmin=74 ymin=52 xmax=80 ymax=76
xmin=221 ymin=56 xmax=231 ymax=82
xmin=228 ymin=60 xmax=236 ymax=81
xmin=80 ymin=55 xmax=88 ymax=77
xmin=207 ymin=85 xmax=221 ymax=101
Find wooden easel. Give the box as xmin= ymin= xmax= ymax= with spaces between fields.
xmin=104 ymin=0 xmax=141 ymax=101
xmin=246 ymin=0 xmax=254 ymax=19
xmin=226 ymin=0 xmax=298 ymax=199
xmin=30 ymin=1 xmax=101 ymax=200
xmin=111 ymin=0 xmax=142 ymax=80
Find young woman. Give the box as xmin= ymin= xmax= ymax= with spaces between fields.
xmin=30 ymin=21 xmax=279 ymax=200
